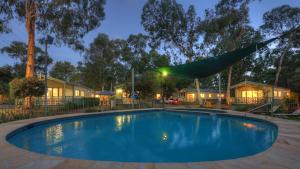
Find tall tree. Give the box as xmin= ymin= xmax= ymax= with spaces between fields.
xmin=50 ymin=61 xmax=76 ymax=82
xmin=83 ymin=33 xmax=124 ymax=90
xmin=0 ymin=0 xmax=105 ymax=78
xmin=260 ymin=5 xmax=300 ymax=87
xmin=201 ymin=0 xmax=253 ymax=104
xmin=141 ymin=0 xmax=202 ymax=62
xmin=1 ymin=41 xmax=53 ymax=77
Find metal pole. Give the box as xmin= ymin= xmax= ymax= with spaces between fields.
xmin=44 ymin=40 xmax=48 ymax=114
xmin=163 ymin=76 xmax=165 ymax=108
xmin=195 ymin=78 xmax=201 ymax=106
xmin=218 ymin=73 xmax=221 ymax=109
xmin=131 ymin=68 xmax=134 ymax=109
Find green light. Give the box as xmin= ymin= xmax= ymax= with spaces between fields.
xmin=162 ymin=71 xmax=168 ymax=77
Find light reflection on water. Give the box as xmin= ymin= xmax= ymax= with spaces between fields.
xmin=46 ymin=124 xmax=64 ymax=145
xmin=8 ymin=111 xmax=277 ymax=162
xmin=45 ymin=124 xmax=64 ymax=154
xmin=115 ymin=114 xmax=135 ymax=131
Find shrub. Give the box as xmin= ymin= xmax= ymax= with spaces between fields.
xmin=10 ymin=77 xmax=45 ymax=99
xmin=230 ymin=104 xmax=256 ymax=111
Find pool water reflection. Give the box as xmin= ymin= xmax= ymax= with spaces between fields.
xmin=8 ymin=111 xmax=278 ymax=162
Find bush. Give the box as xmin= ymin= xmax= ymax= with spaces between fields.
xmin=62 ymin=98 xmax=100 ymax=110
xmin=10 ymin=77 xmax=45 ymax=99
xmin=230 ymin=104 xmax=256 ymax=111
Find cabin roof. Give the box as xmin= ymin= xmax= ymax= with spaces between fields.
xmin=39 ymin=74 xmax=94 ymax=91
xmin=95 ymin=91 xmax=115 ymax=96
xmin=181 ymin=88 xmax=224 ymax=93
xmin=230 ymin=80 xmax=289 ymax=90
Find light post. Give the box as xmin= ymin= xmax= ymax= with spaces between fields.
xmin=161 ymin=71 xmax=168 ymax=108
xmin=40 ymin=35 xmax=53 ymax=115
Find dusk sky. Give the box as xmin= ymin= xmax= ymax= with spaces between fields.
xmin=0 ymin=0 xmax=299 ymax=67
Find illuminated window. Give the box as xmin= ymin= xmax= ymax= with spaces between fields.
xmin=116 ymin=89 xmax=123 ymax=95
xmin=156 ymin=93 xmax=161 ymax=100
xmin=208 ymin=93 xmax=212 ymax=98
xmin=287 ymin=92 xmax=290 ymax=97
xmin=187 ymin=93 xmax=195 ymax=102
xmin=75 ymin=90 xmax=80 ymax=97
xmin=242 ymin=91 xmax=246 ymax=98
xmin=200 ymin=93 xmax=205 ymax=98
xmin=47 ymin=88 xmax=63 ymax=97
xmin=274 ymin=91 xmax=278 ymax=97
xmin=59 ymin=88 xmax=63 ymax=96
xmin=221 ymin=94 xmax=224 ymax=98
xmin=80 ymin=91 xmax=85 ymax=97
xmin=258 ymin=90 xmax=263 ymax=97
xmin=253 ymin=91 xmax=258 ymax=97
xmin=47 ymin=88 xmax=53 ymax=97
xmin=95 ymin=94 xmax=100 ymax=98
xmin=53 ymin=88 xmax=59 ymax=97
xmin=278 ymin=91 xmax=281 ymax=97
xmin=246 ymin=91 xmax=253 ymax=97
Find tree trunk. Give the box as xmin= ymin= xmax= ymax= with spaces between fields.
xmin=24 ymin=0 xmax=36 ymax=108
xmin=25 ymin=0 xmax=36 ymax=78
xmin=226 ymin=66 xmax=233 ymax=105
xmin=274 ymin=54 xmax=284 ymax=87
xmin=274 ymin=44 xmax=291 ymax=87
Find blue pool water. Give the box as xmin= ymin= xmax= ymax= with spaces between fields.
xmin=7 ymin=111 xmax=277 ymax=162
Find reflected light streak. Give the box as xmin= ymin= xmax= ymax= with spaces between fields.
xmin=243 ymin=123 xmax=256 ymax=129
xmin=162 ymin=132 xmax=168 ymax=141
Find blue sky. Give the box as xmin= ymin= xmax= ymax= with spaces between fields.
xmin=0 ymin=0 xmax=299 ymax=67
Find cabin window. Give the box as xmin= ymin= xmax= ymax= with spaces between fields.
xmin=47 ymin=88 xmax=62 ymax=97
xmin=156 ymin=93 xmax=161 ymax=100
xmin=75 ymin=90 xmax=80 ymax=97
xmin=278 ymin=91 xmax=281 ymax=97
xmin=200 ymin=93 xmax=205 ymax=98
xmin=187 ymin=93 xmax=195 ymax=102
xmin=208 ymin=93 xmax=212 ymax=98
xmin=274 ymin=91 xmax=281 ymax=97
xmin=80 ymin=91 xmax=85 ymax=97
xmin=241 ymin=90 xmax=263 ymax=98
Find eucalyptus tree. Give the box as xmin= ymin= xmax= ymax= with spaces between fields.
xmin=0 ymin=0 xmax=106 ymax=78
xmin=50 ymin=61 xmax=76 ymax=82
xmin=201 ymin=0 xmax=253 ymax=104
xmin=1 ymin=41 xmax=53 ymax=77
xmin=141 ymin=0 xmax=202 ymax=62
xmin=260 ymin=5 xmax=300 ymax=87
xmin=82 ymin=33 xmax=125 ymax=90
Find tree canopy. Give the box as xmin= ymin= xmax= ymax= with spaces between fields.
xmin=0 ymin=0 xmax=106 ymax=78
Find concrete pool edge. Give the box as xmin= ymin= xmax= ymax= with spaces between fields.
xmin=1 ymin=108 xmax=300 ymax=169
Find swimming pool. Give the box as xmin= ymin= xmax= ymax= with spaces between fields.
xmin=7 ymin=110 xmax=278 ymax=162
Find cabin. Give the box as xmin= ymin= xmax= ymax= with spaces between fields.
xmin=39 ymin=76 xmax=96 ymax=105
xmin=180 ymin=88 xmax=226 ymax=104
xmin=230 ymin=81 xmax=293 ymax=104
xmin=94 ymin=90 xmax=115 ymax=106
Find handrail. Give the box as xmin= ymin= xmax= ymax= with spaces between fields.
xmin=246 ymin=103 xmax=271 ymax=114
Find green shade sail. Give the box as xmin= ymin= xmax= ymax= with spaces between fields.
xmin=159 ymin=37 xmax=279 ymax=79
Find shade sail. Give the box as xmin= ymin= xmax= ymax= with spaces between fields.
xmin=159 ymin=37 xmax=279 ymax=78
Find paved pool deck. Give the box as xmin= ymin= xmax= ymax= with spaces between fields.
xmin=0 ymin=108 xmax=300 ymax=169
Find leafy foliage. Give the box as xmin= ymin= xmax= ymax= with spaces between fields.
xmin=0 ymin=66 xmax=14 ymax=95
xmin=1 ymin=41 xmax=53 ymax=76
xmin=50 ymin=61 xmax=76 ymax=82
xmin=10 ymin=77 xmax=45 ymax=99
xmin=141 ymin=0 xmax=202 ymax=61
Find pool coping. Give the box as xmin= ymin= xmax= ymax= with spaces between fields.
xmin=0 ymin=108 xmax=300 ymax=169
